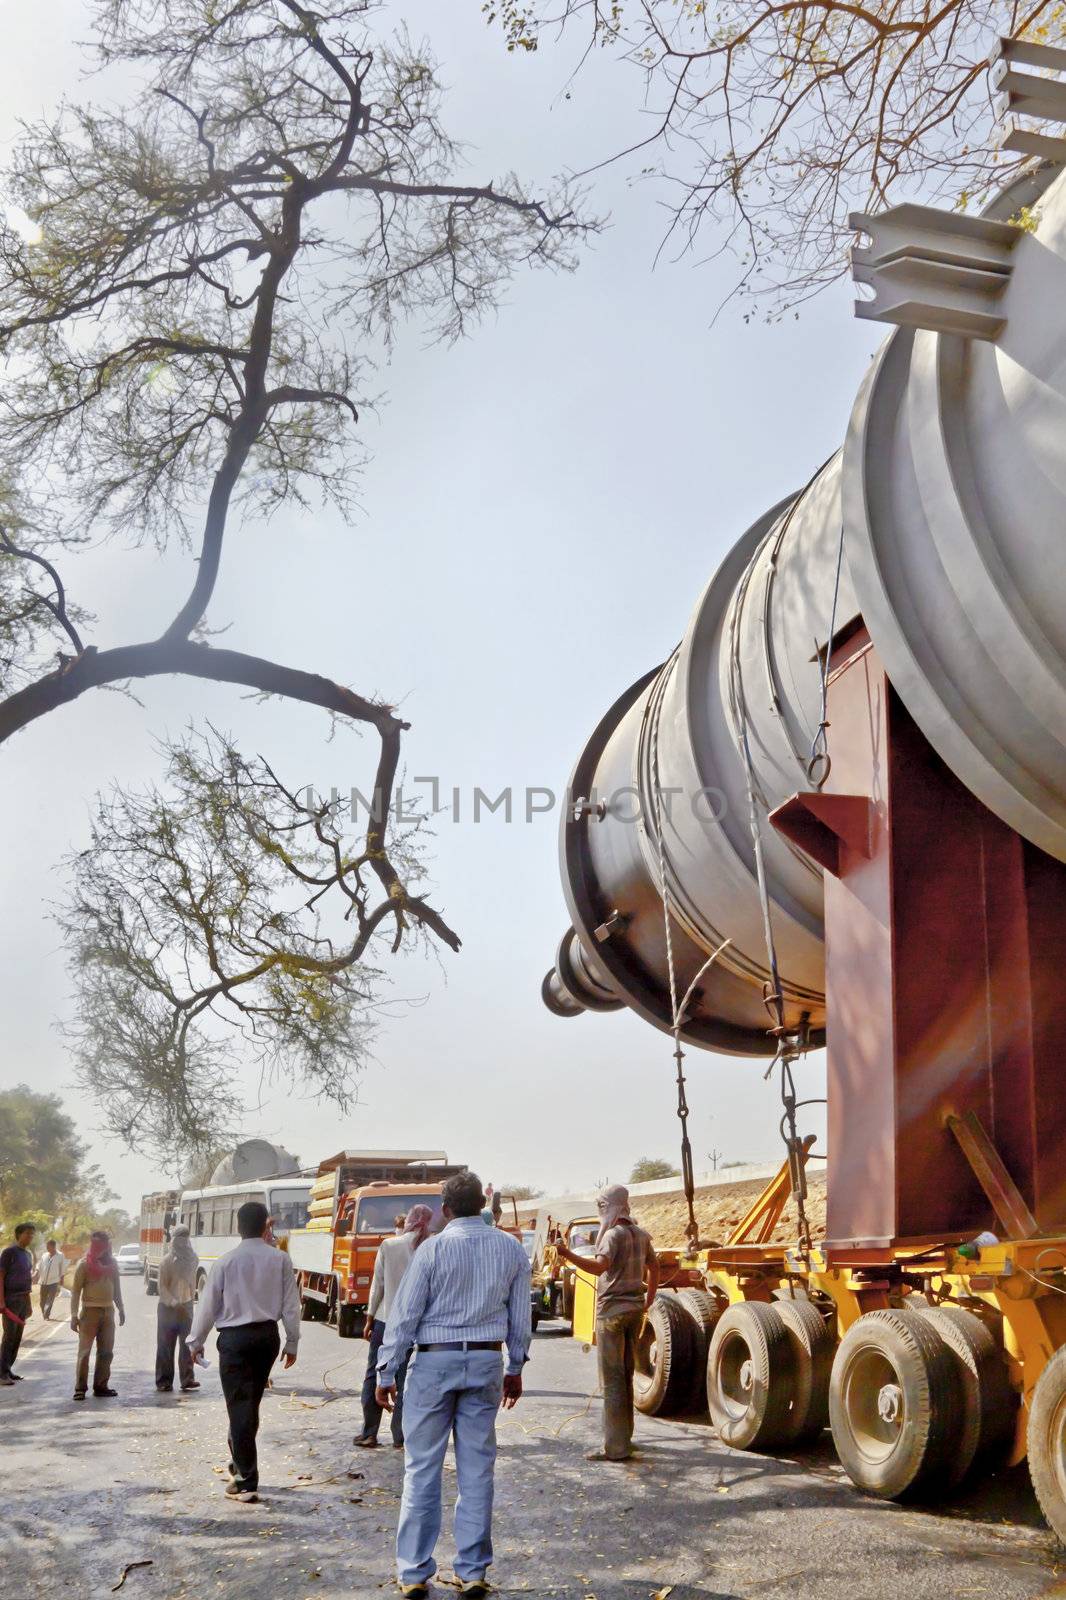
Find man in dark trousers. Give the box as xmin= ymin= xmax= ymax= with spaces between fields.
xmin=187 ymin=1201 xmax=300 ymax=1503
xmin=0 ymin=1222 xmax=36 ymax=1386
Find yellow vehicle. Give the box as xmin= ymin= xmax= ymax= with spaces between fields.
xmin=566 ymin=1134 xmax=1066 ymax=1538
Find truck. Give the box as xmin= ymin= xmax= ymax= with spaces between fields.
xmin=540 ymin=52 xmax=1066 ymax=1546
xmin=287 ymin=1150 xmax=467 ymax=1337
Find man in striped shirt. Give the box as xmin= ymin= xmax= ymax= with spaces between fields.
xmin=377 ymin=1171 xmax=531 ymax=1600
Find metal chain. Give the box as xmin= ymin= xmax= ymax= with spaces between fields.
xmin=647 ymin=658 xmax=731 ymax=1255
xmin=806 ymin=515 xmax=847 ymax=790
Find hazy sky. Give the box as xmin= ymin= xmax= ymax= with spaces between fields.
xmin=0 ymin=0 xmax=879 ymax=1215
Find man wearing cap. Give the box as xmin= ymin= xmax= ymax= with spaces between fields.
xmin=553 ymin=1184 xmax=658 ymax=1462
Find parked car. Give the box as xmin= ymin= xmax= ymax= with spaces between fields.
xmin=115 ymin=1242 xmax=142 ymax=1275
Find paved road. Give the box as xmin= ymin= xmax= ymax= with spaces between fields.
xmin=7 ymin=1280 xmax=1066 ymax=1599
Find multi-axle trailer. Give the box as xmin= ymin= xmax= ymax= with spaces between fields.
xmin=546 ymin=36 xmax=1066 ymax=1541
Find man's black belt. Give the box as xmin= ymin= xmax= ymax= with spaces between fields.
xmin=416 ymin=1340 xmax=503 ymax=1352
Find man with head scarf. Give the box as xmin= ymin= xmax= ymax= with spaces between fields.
xmin=156 ymin=1224 xmax=200 ymax=1393
xmin=69 ymin=1231 xmax=125 ymax=1401
xmin=354 ymin=1203 xmax=433 ymax=1450
xmin=554 ymin=1185 xmax=658 ymax=1461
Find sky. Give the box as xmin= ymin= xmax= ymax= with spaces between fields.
xmin=0 ymin=0 xmax=879 ymax=1216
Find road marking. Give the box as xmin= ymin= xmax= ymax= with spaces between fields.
xmin=20 ymin=1319 xmax=71 ymax=1358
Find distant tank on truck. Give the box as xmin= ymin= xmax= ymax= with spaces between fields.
xmin=287 ymin=1150 xmax=467 ymax=1337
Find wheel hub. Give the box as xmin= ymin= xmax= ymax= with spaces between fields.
xmin=877 ymin=1382 xmax=903 ymax=1424
xmin=739 ymin=1358 xmax=754 ymax=1394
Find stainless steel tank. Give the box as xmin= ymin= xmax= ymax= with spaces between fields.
xmin=545 ymin=159 xmax=1066 ymax=1055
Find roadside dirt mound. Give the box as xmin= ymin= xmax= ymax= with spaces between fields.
xmin=630 ymin=1168 xmax=827 ymax=1250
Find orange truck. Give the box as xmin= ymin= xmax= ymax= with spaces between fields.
xmin=287 ymin=1150 xmax=467 ymax=1337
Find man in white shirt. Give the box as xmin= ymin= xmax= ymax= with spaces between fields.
xmin=188 ymin=1201 xmax=300 ymax=1503
xmin=34 ymin=1239 xmax=67 ymax=1320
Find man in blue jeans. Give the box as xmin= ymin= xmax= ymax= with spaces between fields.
xmin=377 ymin=1172 xmax=531 ymax=1599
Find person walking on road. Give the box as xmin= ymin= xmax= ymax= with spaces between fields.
xmin=553 ymin=1184 xmax=658 ymax=1463
xmin=354 ymin=1203 xmax=433 ymax=1451
xmin=187 ymin=1201 xmax=300 ymax=1504
xmin=156 ymin=1224 xmax=200 ymax=1394
xmin=35 ymin=1239 xmax=67 ymax=1321
xmin=69 ymin=1231 xmax=125 ymax=1402
xmin=376 ymin=1172 xmax=531 ymax=1600
xmin=0 ymin=1222 xmax=37 ymax=1386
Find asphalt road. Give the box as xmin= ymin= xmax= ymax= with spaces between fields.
xmin=6 ymin=1278 xmax=1066 ymax=1599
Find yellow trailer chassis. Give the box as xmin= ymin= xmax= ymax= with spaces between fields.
xmin=568 ymin=1133 xmax=1066 ymax=1541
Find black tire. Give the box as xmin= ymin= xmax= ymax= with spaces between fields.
xmin=145 ymin=1268 xmax=158 ymax=1298
xmin=829 ymin=1308 xmax=962 ymax=1500
xmin=194 ymin=1270 xmax=206 ymax=1304
xmin=707 ymin=1301 xmax=796 ymax=1451
xmin=633 ymin=1293 xmax=697 ymax=1417
xmin=337 ymin=1302 xmax=360 ymax=1339
xmin=1028 ymin=1344 xmax=1066 ymax=1544
xmin=776 ymin=1298 xmax=834 ymax=1444
xmin=676 ymin=1288 xmax=724 ymax=1411
xmin=914 ymin=1303 xmax=1014 ymax=1482
xmin=300 ymin=1292 xmax=315 ymax=1322
xmin=532 ymin=1308 xmax=541 ymax=1333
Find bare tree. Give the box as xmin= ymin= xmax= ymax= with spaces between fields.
xmin=0 ymin=0 xmax=594 ymax=1160
xmin=486 ymin=0 xmax=1058 ymax=308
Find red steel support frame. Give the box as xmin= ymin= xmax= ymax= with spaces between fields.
xmin=771 ymin=626 xmax=1066 ymax=1250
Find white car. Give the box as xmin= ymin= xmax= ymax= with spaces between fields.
xmin=115 ymin=1242 xmax=142 ymax=1275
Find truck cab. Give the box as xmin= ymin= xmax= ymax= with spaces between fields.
xmin=288 ymin=1150 xmax=466 ymax=1336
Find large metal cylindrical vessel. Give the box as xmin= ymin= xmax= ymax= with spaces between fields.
xmin=545 ymin=161 xmax=1066 ymax=1055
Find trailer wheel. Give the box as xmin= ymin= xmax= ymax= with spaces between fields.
xmin=776 ymin=1298 xmax=834 ymax=1444
xmin=1028 ymin=1345 xmax=1066 ymax=1544
xmin=337 ymin=1303 xmax=360 ymax=1339
xmin=633 ymin=1293 xmax=697 ymax=1416
xmin=300 ymin=1293 xmax=315 ymax=1322
xmin=676 ymin=1289 xmax=724 ymax=1411
xmin=707 ymin=1301 xmax=796 ymax=1450
xmin=145 ymin=1268 xmax=158 ymax=1298
xmin=829 ymin=1309 xmax=961 ymax=1500
xmin=914 ymin=1303 xmax=1014 ymax=1482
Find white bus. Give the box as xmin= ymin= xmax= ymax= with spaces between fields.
xmin=178 ymin=1176 xmax=313 ymax=1297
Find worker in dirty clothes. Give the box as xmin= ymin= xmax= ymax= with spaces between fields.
xmin=354 ymin=1202 xmax=433 ymax=1450
xmin=553 ymin=1184 xmax=658 ymax=1461
xmin=69 ymin=1231 xmax=126 ymax=1401
xmin=156 ymin=1224 xmax=200 ymax=1393
xmin=376 ymin=1171 xmax=531 ymax=1600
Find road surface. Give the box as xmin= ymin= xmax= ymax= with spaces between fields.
xmin=6 ymin=1278 xmax=1066 ymax=1598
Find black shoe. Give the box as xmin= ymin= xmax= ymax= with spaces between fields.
xmin=156 ymin=1383 xmax=173 ymax=1392
xmin=353 ymin=1433 xmax=379 ymax=1448
xmin=73 ymin=1391 xmax=86 ymax=1401
xmin=9 ymin=1372 xmax=23 ymax=1381
xmin=93 ymin=1387 xmax=118 ymax=1398
xmin=180 ymin=1381 xmax=200 ymax=1390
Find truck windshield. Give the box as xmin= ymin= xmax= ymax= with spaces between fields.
xmin=269 ymin=1186 xmax=312 ymax=1231
xmin=355 ymin=1193 xmax=442 ymax=1235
